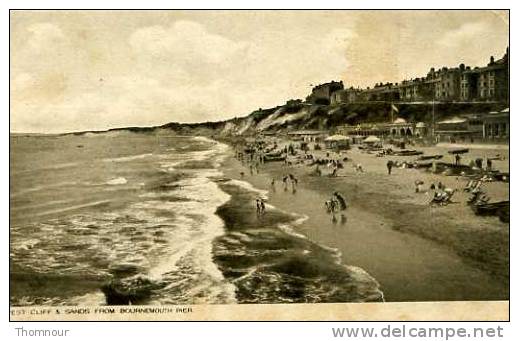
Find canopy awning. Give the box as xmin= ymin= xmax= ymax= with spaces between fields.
xmin=325 ymin=134 xmax=351 ymax=141
xmin=363 ymin=135 xmax=381 ymax=143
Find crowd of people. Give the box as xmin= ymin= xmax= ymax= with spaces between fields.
xmin=233 ymin=136 xmax=506 ymax=223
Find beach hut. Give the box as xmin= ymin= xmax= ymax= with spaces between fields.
xmin=324 ymin=134 xmax=350 ymax=150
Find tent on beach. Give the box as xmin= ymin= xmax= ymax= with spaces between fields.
xmin=362 ymin=135 xmax=382 ymax=149
xmin=363 ymin=135 xmax=381 ymax=143
xmin=324 ymin=135 xmax=351 ymax=150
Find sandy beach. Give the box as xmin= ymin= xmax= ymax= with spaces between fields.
xmin=218 ymin=140 xmax=509 ymax=302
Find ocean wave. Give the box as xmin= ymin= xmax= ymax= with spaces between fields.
xmin=11 ymin=162 xmax=81 ymax=175
xmin=32 ymin=200 xmax=111 ymax=217
xmin=103 ymin=153 xmax=154 ymax=163
xmin=141 ymin=168 xmax=236 ymax=304
xmin=214 ymin=174 xmax=384 ymax=303
xmin=10 ymin=181 xmax=78 ymax=198
xmin=106 ymin=177 xmax=128 ymax=185
xmin=225 ymin=179 xmax=269 ymax=200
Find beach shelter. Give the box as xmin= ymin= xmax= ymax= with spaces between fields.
xmin=324 ymin=134 xmax=351 ymax=149
xmin=363 ymin=135 xmax=382 ymax=148
xmin=363 ymin=135 xmax=381 ymax=144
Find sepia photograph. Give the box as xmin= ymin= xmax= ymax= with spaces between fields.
xmin=9 ymin=9 xmax=510 ymax=321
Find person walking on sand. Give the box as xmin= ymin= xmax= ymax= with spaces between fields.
xmin=270 ymin=178 xmax=276 ymax=192
xmin=455 ymin=154 xmax=461 ymax=166
xmin=386 ymin=160 xmax=394 ymax=175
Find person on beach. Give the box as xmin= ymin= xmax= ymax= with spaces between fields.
xmin=256 ymin=199 xmax=262 ymax=216
xmin=386 ymin=160 xmax=394 ymax=175
xmin=289 ymin=174 xmax=298 ymax=194
xmin=354 ymin=163 xmax=364 ymax=172
xmin=282 ymin=175 xmax=289 ymax=191
xmin=486 ymin=158 xmax=493 ymax=171
xmin=455 ymin=154 xmax=461 ymax=165
xmin=325 ymin=200 xmax=332 ymax=213
xmin=260 ymin=199 xmax=266 ymax=215
xmin=414 ymin=180 xmax=424 ymax=193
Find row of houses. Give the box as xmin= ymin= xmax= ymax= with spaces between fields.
xmin=283 ymin=109 xmax=509 ymax=144
xmin=307 ymin=48 xmax=509 ymax=105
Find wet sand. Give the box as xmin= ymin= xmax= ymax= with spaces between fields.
xmin=219 ymin=143 xmax=509 ymax=302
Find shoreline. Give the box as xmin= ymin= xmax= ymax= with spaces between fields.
xmin=215 ymin=140 xmax=509 ymax=302
xmin=212 ymin=161 xmax=384 ymax=303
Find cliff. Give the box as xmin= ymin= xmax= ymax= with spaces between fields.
xmin=183 ymin=101 xmax=505 ymax=136
xmin=69 ymin=101 xmax=506 ymax=137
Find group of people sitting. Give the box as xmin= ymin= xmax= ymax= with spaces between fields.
xmin=421 ymin=181 xmax=457 ymax=206
xmin=464 ymin=179 xmax=491 ymax=205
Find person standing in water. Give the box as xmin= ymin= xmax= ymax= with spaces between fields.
xmin=255 ymin=199 xmax=262 ymax=216
xmin=282 ymin=175 xmax=289 ymax=191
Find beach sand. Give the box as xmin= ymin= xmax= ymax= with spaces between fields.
xmin=218 ymin=141 xmax=509 ymax=302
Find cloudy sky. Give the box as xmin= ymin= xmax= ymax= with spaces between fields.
xmin=10 ymin=10 xmax=509 ymax=133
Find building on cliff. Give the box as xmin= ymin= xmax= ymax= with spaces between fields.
xmin=306 ymin=81 xmax=344 ymax=105
xmin=326 ymin=48 xmax=509 ymax=105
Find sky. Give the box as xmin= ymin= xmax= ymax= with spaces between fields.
xmin=10 ymin=10 xmax=509 ymax=133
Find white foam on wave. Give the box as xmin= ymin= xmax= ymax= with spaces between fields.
xmin=225 ymin=179 xmax=269 ymax=200
xmin=106 ymin=177 xmax=127 ymax=185
xmin=277 ymin=223 xmax=308 ymax=240
xmin=141 ymin=137 xmax=237 ymax=304
xmin=103 ymin=153 xmax=153 ymax=163
xmin=12 ymin=162 xmax=81 ymax=175
xmin=162 ymin=137 xmax=230 ymax=172
xmin=343 ymin=265 xmax=385 ymax=302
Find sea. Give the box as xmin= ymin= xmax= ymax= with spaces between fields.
xmin=10 ymin=132 xmax=382 ymax=306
